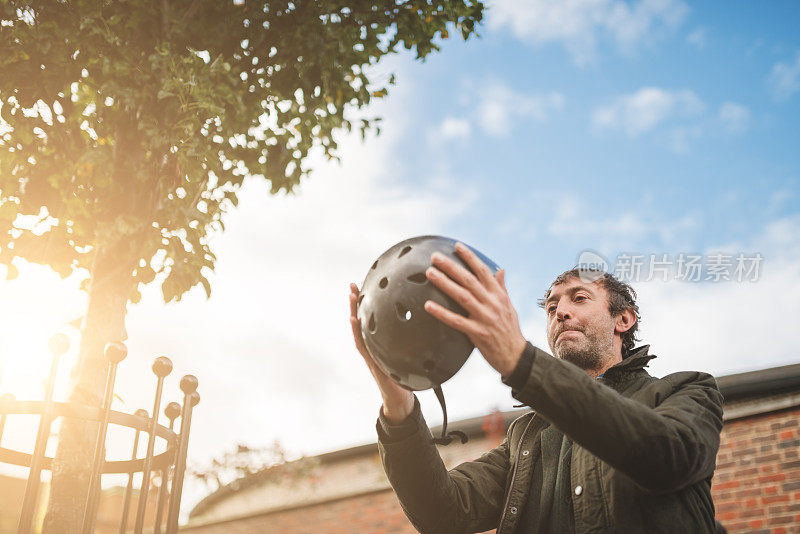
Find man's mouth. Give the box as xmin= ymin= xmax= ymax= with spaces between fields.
xmin=557 ymin=329 xmax=581 ymax=341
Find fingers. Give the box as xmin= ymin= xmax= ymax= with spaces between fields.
xmin=348 ymin=284 xmax=368 ymax=354
xmin=349 ymin=282 xmax=360 ymax=300
xmin=349 ymin=283 xmax=359 ymax=317
xmin=455 ymin=242 xmax=498 ymax=289
xmin=426 ymin=265 xmax=486 ymax=320
xmin=424 ymin=299 xmax=482 ymax=339
xmin=495 ymin=269 xmax=507 ymax=292
xmin=348 ymin=284 xmax=412 ymax=402
xmin=431 ymin=250 xmax=491 ymax=303
xmin=350 ymin=316 xmax=369 ymax=355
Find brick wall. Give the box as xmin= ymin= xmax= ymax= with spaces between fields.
xmin=185 ymin=407 xmax=800 ymax=534
xmin=183 ymin=489 xmax=445 ymax=534
xmin=712 ymin=406 xmax=800 ymax=533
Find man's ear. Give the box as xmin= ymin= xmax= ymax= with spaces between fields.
xmin=615 ymin=308 xmax=636 ymax=334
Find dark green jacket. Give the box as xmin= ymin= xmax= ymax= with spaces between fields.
xmin=377 ymin=344 xmax=724 ymax=533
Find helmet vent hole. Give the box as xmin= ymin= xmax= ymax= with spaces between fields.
xmin=371 ymin=260 xmax=379 ymax=270
xmin=423 ymin=359 xmax=435 ymax=371
xmin=395 ymin=302 xmax=412 ymax=322
xmin=407 ymin=272 xmax=427 ymax=284
xmin=368 ymin=314 xmax=376 ymax=333
xmin=357 ymin=294 xmax=364 ymax=306
xmin=379 ymin=277 xmax=389 ymax=289
xmin=398 ymin=245 xmax=412 ymax=258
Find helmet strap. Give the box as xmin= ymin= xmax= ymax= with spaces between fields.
xmin=431 ymin=385 xmax=469 ymax=446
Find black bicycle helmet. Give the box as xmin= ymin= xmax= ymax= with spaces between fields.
xmin=357 ymin=236 xmax=500 ymax=444
xmin=357 ymin=235 xmax=499 ymax=390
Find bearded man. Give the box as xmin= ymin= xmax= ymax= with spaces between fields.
xmin=348 ymin=243 xmax=724 ymax=534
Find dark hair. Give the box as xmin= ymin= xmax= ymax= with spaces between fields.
xmin=537 ymin=268 xmax=641 ymax=357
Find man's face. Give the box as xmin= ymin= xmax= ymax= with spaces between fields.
xmin=544 ymin=277 xmax=617 ymax=372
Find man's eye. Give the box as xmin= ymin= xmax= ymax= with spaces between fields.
xmin=547 ymin=306 xmax=556 ymax=314
xmin=575 ymin=295 xmax=586 ymax=302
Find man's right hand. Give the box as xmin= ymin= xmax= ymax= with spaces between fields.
xmin=349 ymin=282 xmax=414 ymax=424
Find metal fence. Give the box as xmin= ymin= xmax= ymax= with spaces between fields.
xmin=0 ymin=335 xmax=199 ymax=533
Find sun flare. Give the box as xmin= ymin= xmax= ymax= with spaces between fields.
xmin=0 ymin=262 xmax=85 ymax=403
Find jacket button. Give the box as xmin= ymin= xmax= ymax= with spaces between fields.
xmin=574 ymin=485 xmax=583 ymax=496
xmin=510 ymin=506 xmax=518 ymax=514
xmin=521 ymin=450 xmax=530 ymax=456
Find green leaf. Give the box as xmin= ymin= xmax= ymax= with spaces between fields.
xmin=200 ymin=275 xmax=211 ymax=298
xmin=5 ymin=263 xmax=18 ymax=280
xmin=0 ymin=0 xmax=485 ymax=308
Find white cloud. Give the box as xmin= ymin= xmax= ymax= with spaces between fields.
xmin=638 ymin=215 xmax=800 ymax=377
xmin=128 ymin=93 xmax=476 ymax=445
xmin=593 ymin=91 xmax=752 ymax=151
xmin=718 ymin=101 xmax=750 ymax=134
xmin=768 ymin=51 xmax=800 ymax=101
xmin=768 ymin=188 xmax=796 ymax=214
xmin=433 ymin=116 xmax=472 ymax=141
xmin=478 ymin=83 xmax=565 ymax=137
xmin=665 ymin=124 xmax=703 ymax=153
xmin=427 ymin=81 xmax=565 ymax=141
xmin=685 ymin=27 xmax=706 ymax=50
xmin=523 ymin=212 xmax=800 ymax=378
xmin=544 ymin=193 xmax=700 ymax=251
xmin=488 ymin=0 xmax=689 ymax=66
xmin=124 ymin=79 xmax=483 ymax=510
xmin=592 ymin=87 xmax=704 ymax=137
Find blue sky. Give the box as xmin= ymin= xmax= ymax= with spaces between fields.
xmin=1 ymin=0 xmax=799 ymax=514
xmin=389 ymin=0 xmax=800 ymax=324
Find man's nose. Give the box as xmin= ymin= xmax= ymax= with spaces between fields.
xmin=556 ymin=302 xmax=571 ymax=321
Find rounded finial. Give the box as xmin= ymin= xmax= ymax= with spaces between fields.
xmin=189 ymin=391 xmax=200 ymax=407
xmin=165 ymin=402 xmax=181 ymax=420
xmin=134 ymin=408 xmax=149 ymax=418
xmin=152 ymin=356 xmax=173 ymax=377
xmin=104 ymin=342 xmax=128 ymax=363
xmin=48 ymin=333 xmax=70 ymax=356
xmin=179 ymin=375 xmax=198 ymax=394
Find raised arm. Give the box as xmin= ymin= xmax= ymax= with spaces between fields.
xmin=512 ymin=343 xmax=723 ymax=494
xmin=377 ymin=395 xmax=514 ymax=534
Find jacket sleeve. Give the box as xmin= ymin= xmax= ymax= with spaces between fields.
xmin=511 ymin=343 xmax=723 ymax=495
xmin=377 ymin=395 xmax=512 ymax=534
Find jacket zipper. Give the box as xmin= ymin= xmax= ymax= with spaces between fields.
xmin=497 ymin=414 xmax=536 ymax=533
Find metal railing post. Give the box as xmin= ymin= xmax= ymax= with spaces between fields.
xmin=0 ymin=333 xmax=196 ymax=534
xmin=82 ymin=341 xmax=128 ymax=534
xmin=119 ymin=408 xmax=148 ymax=534
xmin=133 ymin=357 xmax=172 ymax=534
xmin=153 ymin=402 xmax=181 ymax=534
xmin=17 ymin=334 xmax=70 ymax=534
xmin=165 ymin=376 xmax=199 ymax=534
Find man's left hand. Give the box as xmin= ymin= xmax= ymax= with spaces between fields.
xmin=424 ymin=242 xmax=527 ymax=378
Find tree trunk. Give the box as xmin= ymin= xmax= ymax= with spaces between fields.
xmin=42 ymin=243 xmax=136 ymax=534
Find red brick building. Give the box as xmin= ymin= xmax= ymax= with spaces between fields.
xmin=713 ymin=365 xmax=800 ymax=533
xmin=184 ymin=364 xmax=800 ymax=534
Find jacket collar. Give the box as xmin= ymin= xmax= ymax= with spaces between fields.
xmin=602 ymin=345 xmax=656 ymax=377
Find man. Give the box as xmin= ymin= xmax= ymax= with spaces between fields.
xmin=348 ymin=243 xmax=724 ymax=533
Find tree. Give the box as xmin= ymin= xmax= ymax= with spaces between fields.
xmin=188 ymin=441 xmax=318 ymax=496
xmin=0 ymin=0 xmax=484 ymax=530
